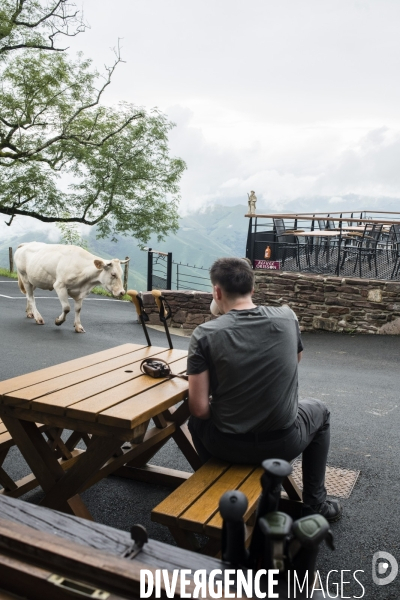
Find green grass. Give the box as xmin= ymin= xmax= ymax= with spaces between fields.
xmin=0 ymin=268 xmax=17 ymax=279
xmin=0 ymin=269 xmax=130 ymax=301
xmin=91 ymin=286 xmax=131 ymax=301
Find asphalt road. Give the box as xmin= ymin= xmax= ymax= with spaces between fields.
xmin=0 ymin=276 xmax=399 ymax=598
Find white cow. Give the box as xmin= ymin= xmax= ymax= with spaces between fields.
xmin=14 ymin=242 xmax=127 ymax=333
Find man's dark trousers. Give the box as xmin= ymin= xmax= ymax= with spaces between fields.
xmin=188 ymin=398 xmax=330 ymax=506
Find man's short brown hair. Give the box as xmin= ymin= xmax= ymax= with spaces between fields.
xmin=210 ymin=257 xmax=254 ymax=297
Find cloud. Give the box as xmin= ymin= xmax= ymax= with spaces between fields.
xmin=168 ymin=107 xmax=400 ymax=214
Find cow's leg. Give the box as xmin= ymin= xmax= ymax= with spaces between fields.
xmin=24 ymin=282 xmax=44 ymax=324
xmin=72 ymin=295 xmax=85 ymax=333
xmin=26 ymin=294 xmax=34 ymax=318
xmin=53 ymin=281 xmax=71 ymax=326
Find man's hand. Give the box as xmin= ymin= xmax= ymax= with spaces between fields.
xmin=188 ymin=370 xmax=211 ymax=419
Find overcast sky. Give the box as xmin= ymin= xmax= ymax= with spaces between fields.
xmin=62 ymin=0 xmax=400 ymax=214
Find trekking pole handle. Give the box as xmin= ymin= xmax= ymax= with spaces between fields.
xmin=151 ymin=290 xmax=168 ymax=318
xmin=127 ymin=290 xmax=142 ymax=317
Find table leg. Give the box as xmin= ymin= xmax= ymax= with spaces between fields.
xmin=0 ymin=449 xmax=17 ymax=492
xmin=0 ymin=414 xmax=123 ymax=519
xmin=1 ymin=416 xmax=68 ymax=492
xmin=39 ymin=435 xmax=123 ymax=516
xmin=172 ymin=423 xmax=203 ymax=471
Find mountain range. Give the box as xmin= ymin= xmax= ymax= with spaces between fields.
xmin=0 ymin=205 xmax=249 ymax=291
xmin=1 ymin=195 xmax=398 ymax=291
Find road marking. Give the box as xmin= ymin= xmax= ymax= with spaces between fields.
xmin=0 ymin=295 xmax=127 ymax=302
xmin=366 ymin=405 xmax=397 ymax=417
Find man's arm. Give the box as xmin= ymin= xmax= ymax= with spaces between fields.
xmin=298 ymin=351 xmax=303 ymax=363
xmin=188 ymin=370 xmax=211 ymax=419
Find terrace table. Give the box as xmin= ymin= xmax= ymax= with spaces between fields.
xmin=0 ymin=344 xmax=200 ymax=520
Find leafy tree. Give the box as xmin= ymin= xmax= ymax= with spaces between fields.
xmin=0 ymin=1 xmax=185 ymax=243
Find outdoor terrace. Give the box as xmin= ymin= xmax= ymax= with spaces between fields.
xmin=245 ymin=210 xmax=400 ymax=280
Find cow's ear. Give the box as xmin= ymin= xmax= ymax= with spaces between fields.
xmin=94 ymin=260 xmax=104 ymax=269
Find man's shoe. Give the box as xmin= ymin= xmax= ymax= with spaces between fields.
xmin=309 ymin=499 xmax=342 ymax=523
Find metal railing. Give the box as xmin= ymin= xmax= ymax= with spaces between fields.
xmin=146 ymin=249 xmax=211 ymax=292
xmin=246 ymin=211 xmax=400 ymax=280
xmin=147 ymin=249 xmax=172 ymax=290
xmin=174 ymin=261 xmax=211 ymax=292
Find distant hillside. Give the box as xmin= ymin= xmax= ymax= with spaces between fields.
xmin=0 ymin=205 xmax=249 ymax=291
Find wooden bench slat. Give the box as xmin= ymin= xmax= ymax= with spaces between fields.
xmin=178 ymin=464 xmax=256 ymax=534
xmin=0 ymin=432 xmax=13 ymax=446
xmin=27 ymin=350 xmax=183 ymax=417
xmin=0 ymin=344 xmax=140 ymax=396
xmin=204 ymin=466 xmax=263 ymax=536
xmin=151 ymin=459 xmax=230 ymax=527
xmin=64 ymin=355 xmax=188 ymax=422
xmin=6 ymin=346 xmax=171 ymax=404
xmin=97 ymin=377 xmax=188 ymax=429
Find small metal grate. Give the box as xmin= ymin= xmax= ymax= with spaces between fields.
xmin=291 ymin=461 xmax=360 ymax=499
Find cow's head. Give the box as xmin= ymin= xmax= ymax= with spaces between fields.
xmin=94 ymin=259 xmax=126 ymax=297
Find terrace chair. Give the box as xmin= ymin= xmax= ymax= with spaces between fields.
xmin=273 ymin=218 xmax=309 ymax=269
xmin=326 ymin=216 xmax=336 ymax=230
xmin=390 ymin=225 xmax=400 ymax=279
xmin=340 ymin=224 xmax=383 ymax=278
xmin=379 ymin=224 xmax=400 ymax=262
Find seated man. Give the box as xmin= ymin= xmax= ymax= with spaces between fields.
xmin=187 ymin=257 xmax=342 ymax=522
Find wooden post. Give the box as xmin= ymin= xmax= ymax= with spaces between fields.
xmin=8 ymin=248 xmax=13 ymax=273
xmin=123 ymin=257 xmax=129 ymax=292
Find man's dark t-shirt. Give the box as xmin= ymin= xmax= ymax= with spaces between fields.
xmin=187 ymin=305 xmax=303 ymax=435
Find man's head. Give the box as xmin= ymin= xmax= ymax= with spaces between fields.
xmin=210 ymin=257 xmax=254 ymax=301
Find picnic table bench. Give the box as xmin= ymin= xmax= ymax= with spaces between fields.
xmin=152 ymin=458 xmax=302 ymax=555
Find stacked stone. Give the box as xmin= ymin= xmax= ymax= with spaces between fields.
xmin=137 ymin=275 xmax=400 ymax=335
xmin=142 ymin=290 xmax=214 ymax=331
xmin=253 ymin=271 xmax=400 ymax=335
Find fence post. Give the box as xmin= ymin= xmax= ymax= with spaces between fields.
xmin=9 ymin=247 xmax=13 ymax=273
xmin=147 ymin=248 xmax=153 ymax=291
xmin=123 ymin=257 xmax=129 ymax=292
xmin=167 ymin=252 xmax=172 ymax=290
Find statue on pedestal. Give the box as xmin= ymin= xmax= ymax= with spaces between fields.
xmin=247 ymin=191 xmax=257 ymax=214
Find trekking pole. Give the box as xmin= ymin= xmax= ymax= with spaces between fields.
xmin=151 ymin=290 xmax=173 ymax=349
xmin=219 ymin=490 xmax=249 ymax=566
xmin=289 ymin=514 xmax=334 ymax=591
xmin=126 ymin=290 xmax=152 ymax=346
xmin=248 ymin=458 xmax=293 ymax=568
xmin=258 ymin=511 xmax=293 ymax=572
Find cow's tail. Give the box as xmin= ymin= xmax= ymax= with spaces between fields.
xmin=17 ymin=273 xmax=26 ymax=295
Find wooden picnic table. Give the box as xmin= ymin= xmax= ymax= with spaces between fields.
xmin=0 ymin=343 xmax=201 ymax=520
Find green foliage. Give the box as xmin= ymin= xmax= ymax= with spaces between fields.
xmin=0 ymin=1 xmax=85 ymax=57
xmin=0 ymin=1 xmax=185 ymax=243
xmin=57 ymin=212 xmax=87 ymax=247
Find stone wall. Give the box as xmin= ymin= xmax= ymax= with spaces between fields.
xmin=142 ymin=290 xmax=214 ymax=331
xmin=253 ymin=271 xmax=400 ymax=334
xmin=141 ymin=272 xmax=400 ymax=335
